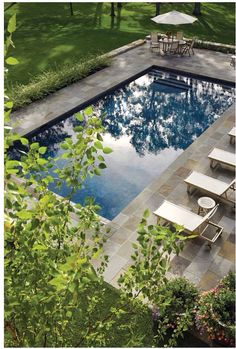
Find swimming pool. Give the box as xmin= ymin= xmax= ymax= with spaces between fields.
xmin=26 ymin=68 xmax=235 ymax=220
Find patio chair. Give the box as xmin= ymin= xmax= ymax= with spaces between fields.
xmin=150 ymin=32 xmax=160 ymax=52
xmin=184 ymin=170 xmax=235 ymax=207
xmin=169 ymin=40 xmax=179 ymax=55
xmin=176 ymin=31 xmax=183 ymax=40
xmin=208 ymin=148 xmax=236 ymax=169
xmin=153 ymin=200 xmax=223 ymax=247
xmin=228 ymin=126 xmax=236 ymax=144
xmin=181 ymin=37 xmax=196 ymax=56
xmin=230 ymin=55 xmax=236 ymax=68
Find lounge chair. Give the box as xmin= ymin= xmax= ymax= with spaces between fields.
xmin=184 ymin=170 xmax=235 ymax=206
xmin=228 ymin=126 xmax=236 ymax=144
xmin=153 ymin=200 xmax=223 ymax=247
xmin=208 ymin=148 xmax=235 ymax=169
xmin=150 ymin=32 xmax=160 ymax=52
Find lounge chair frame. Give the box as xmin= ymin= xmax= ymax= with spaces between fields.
xmin=185 ymin=171 xmax=235 ymax=207
xmin=153 ymin=201 xmax=223 ymax=248
xmin=208 ymin=148 xmax=235 ymax=170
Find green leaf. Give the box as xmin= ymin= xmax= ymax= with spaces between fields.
xmin=61 ymin=143 xmax=69 ymax=150
xmin=16 ymin=210 xmax=33 ymax=220
xmin=5 ymin=101 xmax=13 ymax=109
xmin=7 ymin=14 xmax=16 ymax=34
xmin=5 ymin=57 xmax=19 ymax=65
xmin=74 ymin=125 xmax=83 ymax=132
xmin=75 ymin=112 xmax=84 ymax=122
xmin=103 ymin=147 xmax=113 ymax=154
xmin=38 ymin=146 xmax=47 ymax=155
xmin=84 ymin=106 xmax=93 ymax=116
xmin=143 ymin=209 xmax=150 ymax=219
xmin=37 ymin=158 xmax=48 ymax=165
xmin=30 ymin=142 xmax=39 ymax=150
xmin=32 ymin=244 xmax=47 ymax=251
xmin=6 ymin=169 xmax=19 ymax=174
xmin=20 ymin=137 xmax=29 ymax=146
xmin=49 ymin=276 xmax=67 ymax=291
xmin=98 ymin=163 xmax=106 ymax=169
xmin=97 ymin=133 xmax=103 ymax=141
xmin=97 ymin=156 xmax=104 ymax=163
xmin=94 ymin=168 xmax=101 ymax=176
xmin=94 ymin=141 xmax=103 ymax=150
xmin=6 ymin=160 xmax=21 ymax=169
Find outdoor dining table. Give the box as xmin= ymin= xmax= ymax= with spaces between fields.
xmin=158 ymin=38 xmax=186 ymax=55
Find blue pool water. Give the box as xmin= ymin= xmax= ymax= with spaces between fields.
xmin=25 ymin=68 xmax=234 ymax=220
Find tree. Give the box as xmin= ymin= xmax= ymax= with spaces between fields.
xmin=193 ymin=2 xmax=201 ymax=16
xmin=69 ymin=2 xmax=74 ymax=16
xmin=155 ymin=2 xmax=161 ymax=16
xmin=110 ymin=2 xmax=115 ymax=17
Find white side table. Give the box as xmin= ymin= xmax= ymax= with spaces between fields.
xmin=198 ymin=196 xmax=216 ymax=215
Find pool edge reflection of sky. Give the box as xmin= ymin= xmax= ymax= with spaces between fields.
xmin=28 ymin=69 xmax=234 ymax=220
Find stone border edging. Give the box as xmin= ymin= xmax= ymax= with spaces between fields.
xmin=145 ymin=35 xmax=235 ymax=54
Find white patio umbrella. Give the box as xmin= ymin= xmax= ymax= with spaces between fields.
xmin=151 ymin=10 xmax=197 ymax=25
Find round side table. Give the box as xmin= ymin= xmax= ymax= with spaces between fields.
xmin=198 ymin=197 xmax=216 ymax=216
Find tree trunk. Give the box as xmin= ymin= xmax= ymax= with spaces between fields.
xmin=117 ymin=3 xmax=122 ymax=9
xmin=155 ymin=3 xmax=161 ymax=16
xmin=192 ymin=3 xmax=201 ymax=16
xmin=69 ymin=3 xmax=74 ymax=16
xmin=110 ymin=3 xmax=115 ymax=17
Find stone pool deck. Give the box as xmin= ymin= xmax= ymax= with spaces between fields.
xmin=11 ymin=41 xmax=235 ymax=291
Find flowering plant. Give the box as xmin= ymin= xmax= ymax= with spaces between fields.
xmin=195 ymin=272 xmax=235 ymax=347
xmin=153 ymin=277 xmax=199 ymax=347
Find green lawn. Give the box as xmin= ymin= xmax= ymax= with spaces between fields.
xmin=5 ymin=2 xmax=235 ymax=85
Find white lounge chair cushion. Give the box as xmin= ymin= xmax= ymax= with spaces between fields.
xmin=153 ymin=200 xmax=211 ymax=232
xmin=228 ymin=127 xmax=236 ymax=137
xmin=208 ymin=148 xmax=235 ymax=167
xmin=184 ymin=171 xmax=231 ymax=196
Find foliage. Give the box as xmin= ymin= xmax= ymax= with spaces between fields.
xmin=219 ymin=270 xmax=235 ymax=290
xmin=4 ymin=2 xmax=235 ymax=85
xmin=5 ymin=16 xmax=112 ymax=346
xmin=152 ymin=277 xmax=199 ymax=347
xmin=195 ymin=272 xmax=235 ymax=347
xmin=7 ymin=53 xmax=111 ymax=110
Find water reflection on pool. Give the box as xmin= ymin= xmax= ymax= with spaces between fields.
xmin=29 ymin=69 xmax=234 ymax=219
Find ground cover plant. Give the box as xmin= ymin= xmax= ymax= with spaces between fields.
xmin=8 ymin=53 xmax=111 ymax=110
xmin=5 ymin=2 xmax=235 ymax=85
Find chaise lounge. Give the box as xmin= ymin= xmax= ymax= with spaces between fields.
xmin=208 ymin=148 xmax=235 ymax=169
xmin=228 ymin=126 xmax=236 ymax=144
xmin=184 ymin=171 xmax=235 ymax=207
xmin=153 ymin=200 xmax=223 ymax=247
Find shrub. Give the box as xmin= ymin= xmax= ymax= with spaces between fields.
xmin=195 ymin=271 xmax=235 ymax=347
xmin=153 ymin=277 xmax=199 ymax=347
xmin=8 ymin=54 xmax=111 ymax=110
